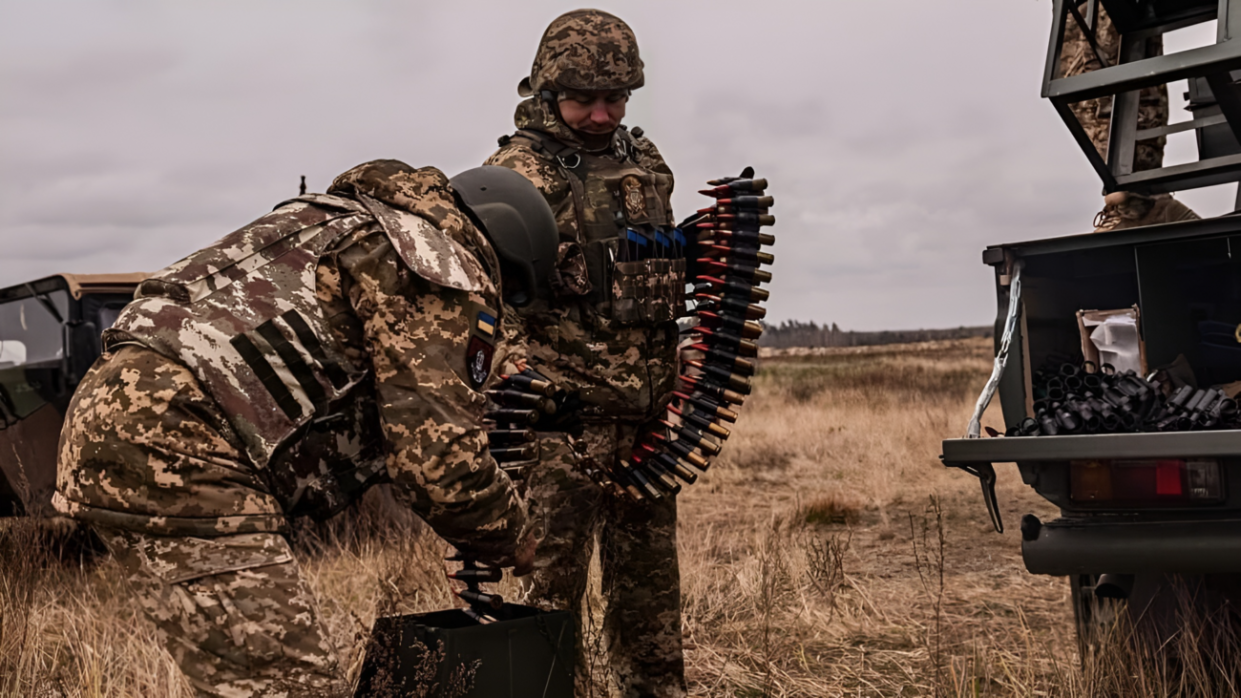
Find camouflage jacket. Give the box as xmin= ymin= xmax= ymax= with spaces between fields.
xmin=485 ymin=98 xmax=681 ymax=423
xmin=63 ymin=161 xmax=526 ymax=559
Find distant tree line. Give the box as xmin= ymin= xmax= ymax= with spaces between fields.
xmin=758 ymin=319 xmax=993 ymax=349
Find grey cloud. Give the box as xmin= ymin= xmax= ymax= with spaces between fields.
xmin=0 ymin=0 xmax=1205 ymax=331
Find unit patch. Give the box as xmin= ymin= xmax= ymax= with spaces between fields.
xmin=465 ymin=303 xmax=498 ymax=389
xmin=621 ymin=175 xmax=647 ymax=223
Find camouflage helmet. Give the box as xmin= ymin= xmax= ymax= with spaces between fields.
xmin=518 ymin=9 xmax=645 ymax=97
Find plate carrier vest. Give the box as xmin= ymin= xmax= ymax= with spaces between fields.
xmin=104 ymin=193 xmax=493 ymax=516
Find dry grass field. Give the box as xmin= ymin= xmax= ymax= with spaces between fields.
xmin=2 ymin=337 xmax=1234 ymax=696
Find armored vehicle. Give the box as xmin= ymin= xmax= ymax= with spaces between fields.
xmin=943 ymin=0 xmax=1241 ymax=647
xmin=0 ymin=273 xmax=144 ymax=517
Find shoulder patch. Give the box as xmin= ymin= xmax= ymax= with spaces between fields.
xmin=356 ymin=194 xmax=488 ymax=294
xmin=465 ymin=302 xmax=499 ymax=389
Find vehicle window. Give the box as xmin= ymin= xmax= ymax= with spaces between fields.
xmin=98 ymin=305 xmax=123 ymax=331
xmin=0 ymin=291 xmax=68 ymax=367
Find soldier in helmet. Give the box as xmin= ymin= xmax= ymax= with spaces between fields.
xmin=54 ymin=160 xmax=558 ymax=697
xmin=485 ymin=9 xmax=688 ymax=697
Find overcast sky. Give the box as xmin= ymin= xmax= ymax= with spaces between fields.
xmin=1 ymin=1 xmax=1234 ymax=331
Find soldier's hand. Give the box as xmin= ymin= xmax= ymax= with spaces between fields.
xmin=511 ymin=529 xmax=537 ymax=577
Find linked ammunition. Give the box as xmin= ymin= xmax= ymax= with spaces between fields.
xmin=489 ymin=444 xmax=537 ymax=462
xmin=693 ymin=293 xmax=767 ymax=320
xmin=486 ymin=389 xmax=557 ymax=413
xmin=606 ymin=465 xmax=646 ymax=501
xmin=654 ymin=434 xmax=712 ymax=469
xmin=618 ymin=461 xmax=663 ymax=500
xmin=667 ymin=405 xmax=732 ymax=438
xmin=499 ymin=373 xmax=556 ymax=397
xmin=695 ymin=276 xmax=770 ymax=303
xmin=699 ymin=220 xmax=769 ymax=233
xmin=449 ymin=567 xmax=502 ymax=583
xmin=484 ymin=408 xmax=540 ymax=426
xmin=696 ymin=229 xmax=777 ymax=247
xmin=679 ymin=373 xmax=747 ymax=406
xmin=674 ymin=390 xmax=740 ymax=422
xmin=632 ymin=455 xmax=682 ymax=495
xmin=700 ymin=178 xmax=768 ymax=195
xmin=696 ymin=310 xmax=764 ymax=340
xmin=696 ymin=258 xmax=773 ymax=284
xmin=707 ymin=244 xmax=775 ymax=265
xmin=456 ymin=589 xmax=504 ymax=611
xmin=487 ymin=429 xmax=536 ymax=445
xmin=659 ymin=419 xmax=724 ymax=455
xmin=714 ymin=195 xmax=775 ymax=208
xmin=638 ymin=443 xmax=702 ymax=484
xmin=699 ymin=206 xmax=770 ymax=218
xmin=685 ymin=359 xmax=753 ymax=394
xmin=686 ymin=342 xmax=756 ymax=376
xmin=712 ymin=212 xmax=776 ymax=227
xmin=692 ymin=326 xmax=759 ymax=357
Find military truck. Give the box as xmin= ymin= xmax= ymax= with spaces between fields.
xmin=0 ymin=273 xmax=144 ymax=517
xmin=942 ymin=0 xmax=1241 ymax=649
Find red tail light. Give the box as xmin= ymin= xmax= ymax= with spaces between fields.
xmin=1070 ymin=459 xmax=1223 ymax=506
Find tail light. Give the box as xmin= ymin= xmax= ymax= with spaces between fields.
xmin=1070 ymin=459 xmax=1224 ymax=506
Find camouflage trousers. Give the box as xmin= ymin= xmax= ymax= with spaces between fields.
xmin=97 ymin=528 xmax=346 ymax=698
xmin=522 ymin=424 xmax=685 ymax=698
xmin=56 ymin=346 xmax=346 ymax=697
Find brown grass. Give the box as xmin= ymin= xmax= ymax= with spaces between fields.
xmin=3 ymin=337 xmax=1240 ymax=696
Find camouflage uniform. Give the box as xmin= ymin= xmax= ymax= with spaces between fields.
xmin=1057 ymin=2 xmax=1199 ymax=231
xmin=486 ymin=10 xmax=686 ymax=697
xmin=55 ymin=160 xmax=528 ymax=697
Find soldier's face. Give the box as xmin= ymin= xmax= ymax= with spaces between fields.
xmin=557 ymin=89 xmax=628 ymax=135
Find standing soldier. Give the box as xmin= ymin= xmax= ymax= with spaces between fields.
xmin=1058 ymin=2 xmax=1200 ymax=231
xmin=54 ymin=160 xmax=558 ymax=697
xmin=486 ymin=10 xmax=687 ymax=697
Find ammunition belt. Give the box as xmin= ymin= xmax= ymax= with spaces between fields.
xmin=595 ymin=171 xmax=775 ymax=500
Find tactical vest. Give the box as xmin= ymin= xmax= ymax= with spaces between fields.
xmin=511 ymin=128 xmax=685 ymax=326
xmin=104 ymin=193 xmax=494 ymax=517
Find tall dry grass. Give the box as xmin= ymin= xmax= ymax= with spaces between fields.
xmin=4 ymin=337 xmax=1241 ymax=696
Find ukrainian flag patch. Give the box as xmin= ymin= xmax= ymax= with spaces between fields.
xmin=476 ymin=311 xmax=496 ymax=337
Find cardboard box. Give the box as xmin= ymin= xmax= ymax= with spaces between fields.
xmin=1077 ymin=305 xmax=1147 ymax=376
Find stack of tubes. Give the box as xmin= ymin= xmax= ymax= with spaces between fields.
xmin=1008 ymin=360 xmax=1241 ymax=436
xmin=609 ymin=174 xmax=775 ymax=500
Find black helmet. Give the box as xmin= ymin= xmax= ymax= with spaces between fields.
xmin=450 ymin=166 xmax=558 ymax=307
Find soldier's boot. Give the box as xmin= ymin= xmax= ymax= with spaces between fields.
xmin=1093 ymin=191 xmax=1199 ymax=233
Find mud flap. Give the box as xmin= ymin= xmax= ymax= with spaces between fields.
xmin=943 ymin=459 xmax=1003 ymax=533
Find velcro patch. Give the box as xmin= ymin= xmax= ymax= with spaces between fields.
xmin=466 ymin=336 xmax=494 ymax=389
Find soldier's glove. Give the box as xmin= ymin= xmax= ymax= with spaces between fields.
xmin=540 ymin=390 xmax=584 ymax=435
